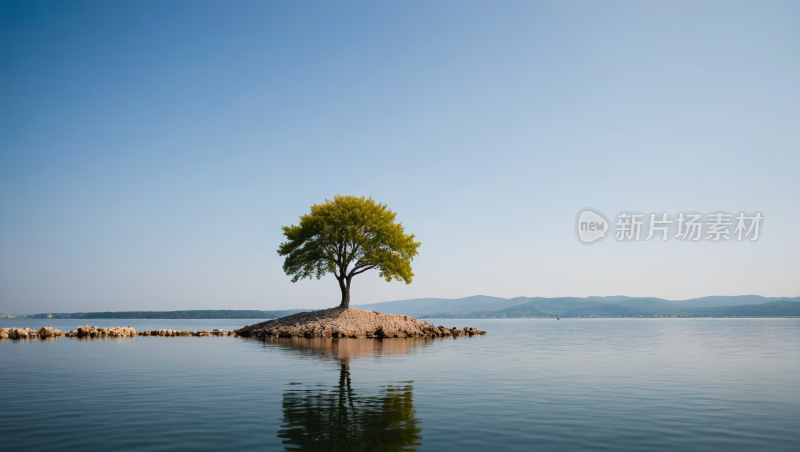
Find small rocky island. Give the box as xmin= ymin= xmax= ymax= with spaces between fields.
xmin=0 ymin=311 xmax=486 ymax=341
xmin=235 ymin=307 xmax=486 ymax=339
xmin=241 ymin=197 xmax=486 ymax=339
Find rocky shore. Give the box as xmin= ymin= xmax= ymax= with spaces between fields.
xmin=1 ymin=310 xmax=487 ymax=341
xmin=64 ymin=325 xmax=137 ymax=338
xmin=0 ymin=327 xmax=64 ymax=339
xmin=235 ymin=307 xmax=487 ymax=339
xmin=0 ymin=325 xmax=236 ymax=339
xmin=137 ymin=329 xmax=235 ymax=337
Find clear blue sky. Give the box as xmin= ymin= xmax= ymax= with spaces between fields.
xmin=1 ymin=0 xmax=798 ymax=313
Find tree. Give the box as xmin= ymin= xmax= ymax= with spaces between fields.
xmin=278 ymin=195 xmax=421 ymax=308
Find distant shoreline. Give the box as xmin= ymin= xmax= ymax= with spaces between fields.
xmin=4 ymin=296 xmax=800 ymax=320
xmin=1 ymin=310 xmax=309 ymax=320
xmin=2 ymin=315 xmax=799 ymax=321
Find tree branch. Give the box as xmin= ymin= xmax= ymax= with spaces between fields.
xmin=349 ymin=262 xmax=377 ymax=277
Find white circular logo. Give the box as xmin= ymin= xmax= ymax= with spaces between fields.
xmin=575 ymin=208 xmax=609 ymax=245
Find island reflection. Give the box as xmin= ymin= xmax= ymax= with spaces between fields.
xmin=261 ymin=338 xmax=425 ymax=451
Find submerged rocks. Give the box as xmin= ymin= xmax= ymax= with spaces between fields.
xmin=0 ymin=327 xmax=38 ymax=339
xmin=2 ymin=325 xmax=235 ymax=340
xmin=65 ymin=325 xmax=136 ymax=338
xmin=1 ymin=315 xmax=480 ymax=341
xmin=235 ymin=307 xmax=487 ymax=339
xmin=0 ymin=327 xmax=63 ymax=339
xmin=37 ymin=327 xmax=63 ymax=338
xmin=135 ymin=329 xmax=234 ymax=337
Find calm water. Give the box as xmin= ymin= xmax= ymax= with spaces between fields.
xmin=1 ymin=318 xmax=799 ymax=451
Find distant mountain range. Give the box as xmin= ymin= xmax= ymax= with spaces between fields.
xmin=353 ymin=295 xmax=800 ymax=318
xmin=11 ymin=295 xmax=799 ymax=320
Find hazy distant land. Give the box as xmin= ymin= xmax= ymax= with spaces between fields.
xmin=354 ymin=295 xmax=800 ymax=318
xmin=5 ymin=295 xmax=799 ymax=319
xmin=5 ymin=310 xmax=308 ymax=320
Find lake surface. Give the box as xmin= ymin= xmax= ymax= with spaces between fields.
xmin=2 ymin=318 xmax=799 ymax=451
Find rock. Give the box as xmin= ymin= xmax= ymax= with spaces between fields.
xmin=235 ymin=307 xmax=486 ymax=339
xmin=10 ymin=329 xmax=26 ymax=339
xmin=5 ymin=327 xmax=38 ymax=339
xmin=374 ymin=326 xmax=389 ymax=338
xmin=4 ymin=327 xmax=30 ymax=338
xmin=37 ymin=327 xmax=63 ymax=338
xmin=134 ymin=328 xmax=236 ymax=337
xmin=107 ymin=326 xmax=136 ymax=337
xmin=68 ymin=325 xmax=136 ymax=338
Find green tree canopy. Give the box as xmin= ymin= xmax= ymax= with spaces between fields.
xmin=278 ymin=195 xmax=421 ymax=308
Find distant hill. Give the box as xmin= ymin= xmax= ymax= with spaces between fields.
xmin=670 ymin=295 xmax=789 ymax=307
xmin=424 ymin=304 xmax=548 ymax=319
xmin=685 ymin=301 xmax=800 ymax=317
xmin=352 ymin=295 xmax=529 ymax=316
xmin=421 ymin=299 xmax=800 ymax=319
xmin=584 ymin=296 xmax=666 ymax=303
xmin=356 ymin=295 xmax=800 ymax=318
xmin=20 ymin=295 xmax=799 ymax=320
xmin=586 ymin=297 xmax=684 ymax=312
xmin=423 ymin=298 xmax=643 ymax=318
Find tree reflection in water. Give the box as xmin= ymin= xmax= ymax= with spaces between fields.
xmin=265 ymin=338 xmax=426 ymax=451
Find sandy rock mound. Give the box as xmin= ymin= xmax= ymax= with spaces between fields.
xmin=235 ymin=307 xmax=486 ymax=339
xmin=0 ymin=327 xmax=38 ymax=339
xmin=136 ymin=329 xmax=235 ymax=337
xmin=37 ymin=327 xmax=63 ymax=338
xmin=65 ymin=325 xmax=136 ymax=338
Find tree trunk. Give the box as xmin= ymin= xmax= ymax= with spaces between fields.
xmin=338 ymin=277 xmax=350 ymax=308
